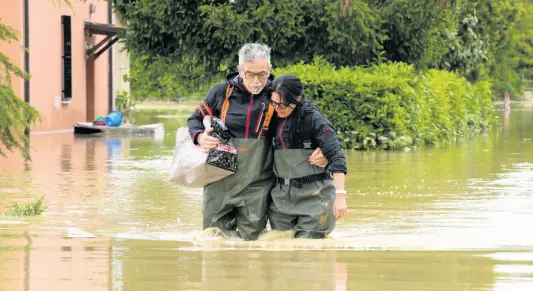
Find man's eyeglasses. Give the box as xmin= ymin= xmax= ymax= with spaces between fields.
xmin=241 ymin=70 xmax=269 ymax=80
xmin=269 ymin=100 xmax=295 ymax=109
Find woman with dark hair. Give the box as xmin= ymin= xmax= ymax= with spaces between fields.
xmin=268 ymin=74 xmax=348 ymax=238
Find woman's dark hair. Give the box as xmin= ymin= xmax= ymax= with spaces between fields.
xmin=270 ymin=74 xmax=318 ymax=147
xmin=270 ymin=74 xmax=305 ymax=106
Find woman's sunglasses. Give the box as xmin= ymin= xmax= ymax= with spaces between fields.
xmin=269 ymin=100 xmax=296 ymax=109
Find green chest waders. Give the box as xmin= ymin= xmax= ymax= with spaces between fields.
xmin=203 ymin=138 xmax=275 ymax=241
xmin=268 ymin=149 xmax=336 ymax=239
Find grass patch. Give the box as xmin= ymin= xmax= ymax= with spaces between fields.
xmin=5 ymin=195 xmax=48 ymax=217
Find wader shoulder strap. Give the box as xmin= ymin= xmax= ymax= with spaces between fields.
xmin=196 ymin=101 xmax=213 ymax=118
xmin=221 ymin=84 xmax=234 ymax=123
xmin=293 ymin=108 xmax=314 ymax=149
xmin=301 ymin=110 xmax=314 ymax=149
xmin=258 ymin=104 xmax=275 ymax=139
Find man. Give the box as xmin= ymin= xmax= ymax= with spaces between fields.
xmin=187 ymin=43 xmax=327 ymax=240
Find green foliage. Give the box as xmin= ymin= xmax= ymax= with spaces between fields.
xmin=441 ymin=10 xmax=489 ymax=82
xmin=115 ymin=90 xmax=135 ymax=114
xmin=513 ymin=0 xmax=533 ymax=88
xmin=124 ymin=54 xmax=224 ymax=103
xmin=115 ymin=0 xmax=532 ymax=100
xmin=0 ymin=19 xmax=40 ymax=160
xmin=372 ymin=0 xmax=457 ymax=69
xmin=5 ymin=195 xmax=48 ymax=217
xmin=276 ymin=58 xmax=495 ymax=150
xmin=453 ymin=0 xmax=525 ymax=96
xmin=113 ymin=0 xmax=385 ymax=71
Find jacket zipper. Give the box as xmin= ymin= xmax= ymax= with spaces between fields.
xmin=245 ymin=93 xmax=254 ymax=139
xmin=255 ymin=102 xmax=265 ymax=133
xmin=279 ymin=119 xmax=288 ymax=149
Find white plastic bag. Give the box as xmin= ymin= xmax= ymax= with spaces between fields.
xmin=170 ymin=117 xmax=235 ymax=188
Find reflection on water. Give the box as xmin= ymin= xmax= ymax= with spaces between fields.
xmin=1 ymin=102 xmax=533 ymax=290
xmin=3 ymin=230 xmax=533 ymax=291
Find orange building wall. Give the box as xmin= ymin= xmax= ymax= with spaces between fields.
xmin=28 ymin=0 xmax=110 ymax=132
xmin=1 ymin=0 xmax=111 ymax=133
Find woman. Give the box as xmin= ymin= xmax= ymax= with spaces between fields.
xmin=268 ymin=74 xmax=348 ymax=239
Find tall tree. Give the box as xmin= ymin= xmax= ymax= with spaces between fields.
xmin=0 ymin=20 xmax=39 ymax=160
xmin=116 ymin=0 xmax=528 ymax=101
xmin=370 ymin=0 xmax=458 ymax=69
xmin=456 ymin=0 xmax=523 ymax=94
xmin=513 ymin=0 xmax=533 ymax=86
xmin=114 ymin=0 xmax=385 ymax=71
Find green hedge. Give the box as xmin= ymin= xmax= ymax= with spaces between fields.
xmin=275 ymin=58 xmax=495 ymax=150
xmin=122 ymin=55 xmax=225 ymax=106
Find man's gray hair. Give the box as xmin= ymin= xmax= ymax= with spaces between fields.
xmin=238 ymin=43 xmax=271 ymax=66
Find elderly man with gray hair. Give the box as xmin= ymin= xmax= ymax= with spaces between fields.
xmin=187 ymin=43 xmax=327 ymax=240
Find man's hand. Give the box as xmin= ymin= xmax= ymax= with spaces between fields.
xmin=198 ymin=128 xmax=219 ymax=152
xmin=308 ymin=148 xmax=328 ymax=168
xmin=334 ymin=194 xmax=348 ymax=220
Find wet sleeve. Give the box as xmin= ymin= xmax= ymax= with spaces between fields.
xmin=312 ymin=111 xmax=348 ymax=174
xmin=187 ymin=83 xmax=225 ymax=144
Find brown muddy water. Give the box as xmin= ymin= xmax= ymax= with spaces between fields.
xmin=1 ymin=102 xmax=532 ymax=290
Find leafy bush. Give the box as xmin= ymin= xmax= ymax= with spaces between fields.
xmin=275 ymin=58 xmax=495 ymax=150
xmin=125 ymin=55 xmax=224 ymax=104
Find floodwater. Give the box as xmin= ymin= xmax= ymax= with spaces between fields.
xmin=1 ymin=102 xmax=532 ymax=290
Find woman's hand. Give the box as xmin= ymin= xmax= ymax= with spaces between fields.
xmin=308 ymin=148 xmax=328 ymax=168
xmin=334 ymin=194 xmax=348 ymax=220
